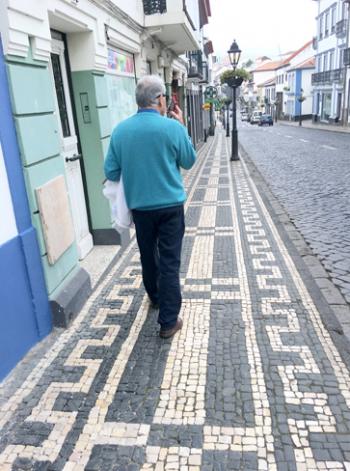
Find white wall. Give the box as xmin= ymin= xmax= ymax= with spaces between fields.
xmin=185 ymin=0 xmax=200 ymax=36
xmin=289 ymin=43 xmax=314 ymax=68
xmin=302 ymin=69 xmax=314 ymax=115
xmin=254 ymin=70 xmax=276 ymax=87
xmin=0 ymin=142 xmax=17 ymax=245
xmin=112 ymin=0 xmax=144 ymax=25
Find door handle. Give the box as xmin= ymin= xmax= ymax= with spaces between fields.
xmin=65 ymin=154 xmax=82 ymax=162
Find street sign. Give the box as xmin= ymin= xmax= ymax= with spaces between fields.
xmin=205 ymin=86 xmax=218 ymax=99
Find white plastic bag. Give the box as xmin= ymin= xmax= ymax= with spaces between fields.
xmin=103 ymin=177 xmax=133 ymax=233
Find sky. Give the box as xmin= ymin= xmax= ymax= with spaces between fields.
xmin=208 ymin=0 xmax=318 ymax=62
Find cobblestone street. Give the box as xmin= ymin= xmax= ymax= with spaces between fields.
xmin=1 ymin=130 xmax=350 ymax=470
xmin=238 ymin=123 xmax=350 ymax=305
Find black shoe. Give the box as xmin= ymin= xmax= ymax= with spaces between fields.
xmin=159 ymin=318 xmax=183 ymax=339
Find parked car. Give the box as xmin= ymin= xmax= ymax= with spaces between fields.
xmin=241 ymin=113 xmax=249 ymax=121
xmin=258 ymin=114 xmax=273 ymax=126
xmin=250 ymin=111 xmax=262 ymax=124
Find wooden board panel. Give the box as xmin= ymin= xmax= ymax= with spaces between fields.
xmin=36 ymin=175 xmax=75 ymax=265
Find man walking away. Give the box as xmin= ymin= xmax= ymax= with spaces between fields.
xmin=104 ymin=75 xmax=196 ymax=339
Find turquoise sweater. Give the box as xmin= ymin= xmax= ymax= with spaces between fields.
xmin=104 ymin=110 xmax=196 ymax=210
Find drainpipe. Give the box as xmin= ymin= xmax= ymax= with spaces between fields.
xmin=343 ymin=0 xmax=350 ymax=125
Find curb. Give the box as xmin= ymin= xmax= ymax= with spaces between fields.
xmin=278 ymin=120 xmax=350 ymax=135
xmin=239 ymin=142 xmax=350 ymax=364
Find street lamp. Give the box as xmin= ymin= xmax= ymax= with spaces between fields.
xmin=297 ymin=90 xmax=306 ymax=126
xmin=273 ymin=99 xmax=279 ymax=123
xmin=222 ymin=84 xmax=231 ymax=137
xmin=226 ymin=99 xmax=231 ymax=137
xmin=228 ymin=39 xmax=242 ymax=161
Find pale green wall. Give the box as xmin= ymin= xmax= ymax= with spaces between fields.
xmin=6 ymin=52 xmax=79 ymax=296
xmin=71 ymin=71 xmax=112 ymax=230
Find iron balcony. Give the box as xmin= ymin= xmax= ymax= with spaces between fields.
xmin=344 ymin=48 xmax=350 ymax=67
xmin=336 ymin=19 xmax=347 ymax=38
xmin=312 ymin=69 xmax=344 ymax=85
xmin=187 ymin=50 xmax=203 ymax=81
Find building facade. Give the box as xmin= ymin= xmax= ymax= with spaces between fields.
xmin=0 ymin=0 xmax=213 ymax=375
xmin=0 ymin=38 xmax=51 ymax=379
xmin=312 ymin=0 xmax=349 ymax=123
xmin=284 ymin=57 xmax=315 ymax=121
xmin=253 ymin=41 xmax=315 ymax=121
xmin=343 ymin=0 xmax=350 ymax=124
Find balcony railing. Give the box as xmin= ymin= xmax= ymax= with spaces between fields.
xmin=344 ymin=48 xmax=350 ymax=66
xmin=332 ymin=68 xmax=343 ymax=83
xmin=187 ymin=50 xmax=203 ymax=81
xmin=336 ymin=19 xmax=347 ymax=38
xmin=312 ymin=69 xmax=344 ymax=85
xmin=143 ymin=0 xmax=167 ymax=15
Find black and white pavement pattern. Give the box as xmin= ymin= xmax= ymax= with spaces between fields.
xmin=238 ymin=122 xmax=350 ymax=305
xmin=1 ymin=130 xmax=350 ymax=470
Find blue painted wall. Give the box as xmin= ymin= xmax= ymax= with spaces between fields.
xmin=0 ymin=38 xmax=52 ymax=380
xmin=295 ymin=70 xmax=302 ymax=116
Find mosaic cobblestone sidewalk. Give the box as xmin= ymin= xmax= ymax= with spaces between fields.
xmin=1 ymin=130 xmax=350 ymax=471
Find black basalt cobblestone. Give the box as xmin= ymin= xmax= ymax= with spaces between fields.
xmin=1 ymin=131 xmax=350 ymax=471
xmin=239 ymin=124 xmax=350 ymax=304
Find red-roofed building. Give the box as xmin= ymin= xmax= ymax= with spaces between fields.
xmin=257 ymin=77 xmax=277 ymax=115
xmin=247 ymin=40 xmax=315 ymax=120
xmin=284 ymin=56 xmax=315 ymax=121
xmin=274 ymin=40 xmax=315 ymax=120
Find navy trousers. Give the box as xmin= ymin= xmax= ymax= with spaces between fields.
xmin=132 ymin=204 xmax=185 ymax=330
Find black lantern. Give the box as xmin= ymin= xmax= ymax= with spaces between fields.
xmin=227 ymin=40 xmax=242 ymax=161
xmin=228 ymin=40 xmax=241 ymax=70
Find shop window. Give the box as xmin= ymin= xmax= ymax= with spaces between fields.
xmin=146 ymin=61 xmax=152 ymax=75
xmin=107 ymin=48 xmax=137 ymax=128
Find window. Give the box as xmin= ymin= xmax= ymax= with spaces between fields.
xmin=146 ymin=60 xmax=152 ymax=74
xmin=317 ymin=55 xmax=322 ymax=72
xmin=342 ymin=2 xmax=347 ymax=20
xmin=319 ymin=14 xmax=324 ymax=39
xmin=325 ymin=11 xmax=330 ymax=36
xmin=51 ymin=53 xmax=70 ymax=138
xmin=331 ymin=5 xmax=336 ymax=33
xmin=290 ymin=74 xmax=295 ymax=91
xmin=339 ymin=48 xmax=344 ymax=68
xmin=329 ymin=50 xmax=334 ymax=70
xmin=323 ymin=52 xmax=328 ymax=71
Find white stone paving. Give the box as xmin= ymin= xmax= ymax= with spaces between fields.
xmin=0 ymin=132 xmax=350 ymax=470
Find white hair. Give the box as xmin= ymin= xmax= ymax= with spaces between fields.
xmin=135 ymin=75 xmax=166 ymax=108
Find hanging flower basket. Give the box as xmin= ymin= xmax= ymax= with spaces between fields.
xmin=220 ymin=68 xmax=249 ymax=88
xmin=227 ymin=76 xmax=244 ymax=87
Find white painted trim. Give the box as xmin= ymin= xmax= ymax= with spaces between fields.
xmin=0 ymin=0 xmax=52 ymax=61
xmin=51 ymin=38 xmax=77 ymax=143
xmin=0 ymin=142 xmax=18 ymax=245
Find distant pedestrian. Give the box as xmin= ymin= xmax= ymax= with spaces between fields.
xmin=104 ymin=75 xmax=196 ymax=339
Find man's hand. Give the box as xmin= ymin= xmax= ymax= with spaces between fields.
xmin=170 ymin=105 xmax=184 ymax=125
